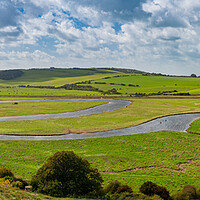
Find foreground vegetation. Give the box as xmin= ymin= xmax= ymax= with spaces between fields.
xmin=0 ymin=98 xmax=199 ymax=135
xmin=0 ymin=131 xmax=199 ymax=194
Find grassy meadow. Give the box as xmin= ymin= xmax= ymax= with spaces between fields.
xmin=0 ymin=98 xmax=199 ymax=135
xmin=0 ymin=87 xmax=102 ymax=97
xmin=0 ymin=131 xmax=199 ymax=194
xmin=0 ymin=101 xmax=105 ymax=117
xmin=187 ymin=118 xmax=200 ymax=134
xmin=81 ymin=75 xmax=200 ymax=96
xmin=0 ymin=68 xmax=199 ymax=97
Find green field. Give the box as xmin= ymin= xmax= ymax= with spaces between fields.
xmin=0 ymin=68 xmax=199 ymax=97
xmin=0 ymin=87 xmax=103 ymax=97
xmin=0 ymin=101 xmax=105 ymax=117
xmin=187 ymin=118 xmax=200 ymax=134
xmin=0 ymin=98 xmax=199 ymax=135
xmin=0 ymin=131 xmax=199 ymax=194
xmin=81 ymin=75 xmax=200 ymax=95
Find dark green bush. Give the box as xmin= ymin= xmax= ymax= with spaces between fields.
xmin=104 ymin=180 xmax=134 ymax=200
xmin=104 ymin=180 xmax=122 ymax=194
xmin=139 ymin=181 xmax=158 ymax=196
xmin=0 ymin=167 xmax=14 ymax=178
xmin=31 ymin=151 xmax=103 ymax=197
xmin=139 ymin=181 xmax=170 ymax=200
xmin=13 ymin=178 xmax=28 ymax=189
xmin=116 ymin=185 xmax=133 ymax=194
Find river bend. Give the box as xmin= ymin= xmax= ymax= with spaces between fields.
xmin=0 ymin=99 xmax=199 ymax=140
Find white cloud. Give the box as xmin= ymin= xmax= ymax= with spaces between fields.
xmin=0 ymin=0 xmax=199 ymax=75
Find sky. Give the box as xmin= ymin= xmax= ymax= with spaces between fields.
xmin=0 ymin=0 xmax=200 ymax=75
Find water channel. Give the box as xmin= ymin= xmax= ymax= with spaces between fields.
xmin=0 ymin=99 xmax=199 ymax=141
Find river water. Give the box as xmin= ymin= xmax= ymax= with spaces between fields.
xmin=0 ymin=99 xmax=199 ymax=141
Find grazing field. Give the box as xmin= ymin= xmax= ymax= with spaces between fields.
xmin=81 ymin=75 xmax=200 ymax=95
xmin=0 ymin=101 xmax=105 ymax=117
xmin=0 ymin=87 xmax=102 ymax=97
xmin=187 ymin=118 xmax=200 ymax=134
xmin=0 ymin=98 xmax=199 ymax=135
xmin=0 ymin=68 xmax=199 ymax=97
xmin=0 ymin=131 xmax=199 ymax=194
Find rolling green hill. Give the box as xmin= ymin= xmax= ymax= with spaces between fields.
xmin=0 ymin=68 xmax=120 ymax=85
xmin=0 ymin=68 xmax=199 ymax=97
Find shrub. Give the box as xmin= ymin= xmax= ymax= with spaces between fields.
xmin=4 ymin=176 xmax=14 ymax=183
xmin=13 ymin=178 xmax=28 ymax=189
xmin=173 ymin=185 xmax=200 ymax=200
xmin=116 ymin=185 xmax=133 ymax=194
xmin=139 ymin=181 xmax=158 ymax=196
xmin=0 ymin=167 xmax=14 ymax=178
xmin=31 ymin=151 xmax=103 ymax=197
xmin=104 ymin=180 xmax=134 ymax=200
xmin=104 ymin=180 xmax=122 ymax=194
xmin=139 ymin=181 xmax=170 ymax=200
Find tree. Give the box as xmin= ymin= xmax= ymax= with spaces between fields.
xmin=191 ymin=74 xmax=197 ymax=77
xmin=31 ymin=151 xmax=103 ymax=197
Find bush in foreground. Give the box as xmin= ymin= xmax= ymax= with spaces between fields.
xmin=172 ymin=185 xmax=200 ymax=200
xmin=139 ymin=181 xmax=170 ymax=200
xmin=31 ymin=151 xmax=103 ymax=197
xmin=0 ymin=167 xmax=14 ymax=178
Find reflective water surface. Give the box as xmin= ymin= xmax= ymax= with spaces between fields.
xmin=0 ymin=99 xmax=199 ymax=141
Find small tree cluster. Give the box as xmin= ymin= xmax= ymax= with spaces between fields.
xmin=31 ymin=151 xmax=103 ymax=197
xmin=104 ymin=180 xmax=135 ymax=199
xmin=139 ymin=181 xmax=170 ymax=200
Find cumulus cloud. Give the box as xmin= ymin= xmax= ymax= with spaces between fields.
xmin=0 ymin=0 xmax=199 ymax=75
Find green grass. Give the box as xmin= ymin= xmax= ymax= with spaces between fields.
xmin=0 ymin=87 xmax=102 ymax=97
xmin=0 ymin=98 xmax=199 ymax=135
xmin=0 ymin=68 xmax=119 ymax=86
xmin=0 ymin=131 xmax=199 ymax=194
xmin=187 ymin=118 xmax=200 ymax=134
xmin=0 ymin=101 xmax=105 ymax=117
xmin=83 ymin=75 xmax=200 ymax=95
xmin=0 ymin=68 xmax=199 ymax=97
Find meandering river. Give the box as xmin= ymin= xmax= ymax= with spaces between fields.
xmin=0 ymin=99 xmax=199 ymax=141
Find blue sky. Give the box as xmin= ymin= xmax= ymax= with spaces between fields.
xmin=0 ymin=0 xmax=200 ymax=75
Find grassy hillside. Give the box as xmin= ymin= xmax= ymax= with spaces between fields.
xmin=0 ymin=68 xmax=199 ymax=97
xmin=0 ymin=68 xmax=120 ymax=86
xmin=0 ymin=98 xmax=199 ymax=135
xmin=80 ymin=75 xmax=200 ymax=96
xmin=0 ymin=131 xmax=199 ymax=194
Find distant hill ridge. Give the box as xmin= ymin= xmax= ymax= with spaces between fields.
xmin=0 ymin=67 xmax=165 ymax=81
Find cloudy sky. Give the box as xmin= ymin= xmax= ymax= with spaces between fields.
xmin=0 ymin=0 xmax=200 ymax=75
